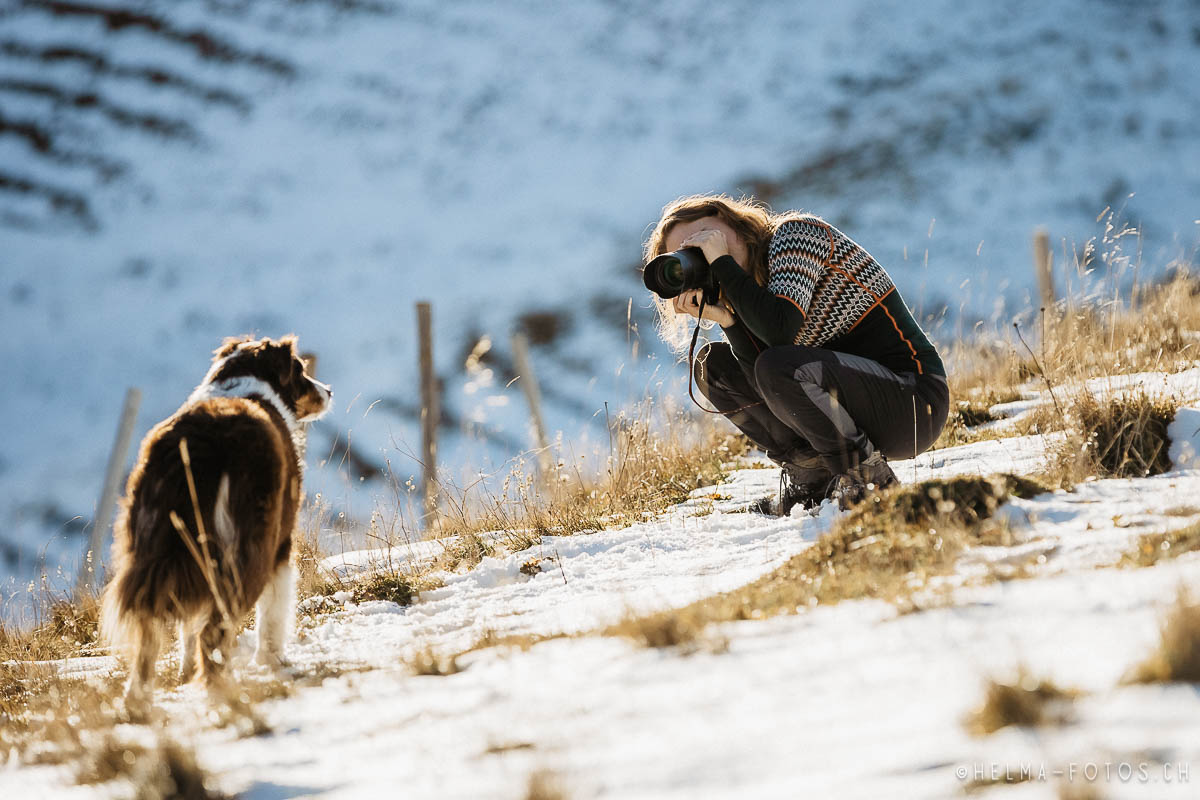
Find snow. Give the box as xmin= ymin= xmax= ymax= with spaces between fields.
xmin=3 ymin=0 xmax=1200 ymax=597
xmin=1169 ymin=407 xmax=1200 ymax=470
xmin=7 ymin=395 xmax=1200 ymax=798
xmin=3 ymin=1 xmax=1200 ymax=794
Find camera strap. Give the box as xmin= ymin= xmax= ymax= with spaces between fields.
xmin=687 ymin=296 xmax=764 ymax=417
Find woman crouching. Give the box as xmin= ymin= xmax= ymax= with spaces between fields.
xmin=644 ymin=194 xmax=949 ymax=514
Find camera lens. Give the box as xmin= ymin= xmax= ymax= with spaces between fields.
xmin=661 ymin=258 xmax=685 ymax=290
xmin=644 ymin=247 xmax=711 ymax=300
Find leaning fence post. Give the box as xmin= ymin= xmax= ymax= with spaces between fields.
xmin=78 ymin=387 xmax=141 ymax=595
xmin=510 ymin=331 xmax=552 ymax=476
xmin=1033 ymin=227 xmax=1055 ymax=311
xmin=417 ymin=302 xmax=439 ymax=527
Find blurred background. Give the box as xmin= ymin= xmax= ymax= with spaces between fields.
xmin=1 ymin=0 xmax=1198 ymax=604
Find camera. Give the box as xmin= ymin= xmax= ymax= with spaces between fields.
xmin=643 ymin=247 xmax=720 ymax=305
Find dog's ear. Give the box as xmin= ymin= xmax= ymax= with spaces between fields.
xmin=263 ymin=338 xmax=301 ymax=389
xmin=213 ymin=335 xmax=254 ymax=361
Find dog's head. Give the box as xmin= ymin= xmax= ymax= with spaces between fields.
xmin=206 ymin=335 xmax=332 ymax=421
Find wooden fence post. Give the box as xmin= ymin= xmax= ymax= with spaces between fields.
xmin=1033 ymin=227 xmax=1055 ymax=310
xmin=78 ymin=387 xmax=141 ymax=595
xmin=510 ymin=332 xmax=552 ymax=476
xmin=417 ymin=302 xmax=439 ymax=527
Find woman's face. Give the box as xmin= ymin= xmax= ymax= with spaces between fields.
xmin=663 ymin=215 xmax=749 ymax=268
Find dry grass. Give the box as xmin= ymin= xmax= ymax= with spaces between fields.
xmin=1119 ymin=521 xmax=1200 ymax=568
xmin=1050 ymin=390 xmax=1177 ymax=484
xmin=345 ymin=571 xmax=418 ymax=605
xmin=1058 ymin=782 xmax=1106 ymax=800
xmin=0 ymin=657 xmax=296 ymax=770
xmin=1165 ymin=505 xmax=1200 ymax=518
xmin=524 ymin=769 xmax=568 ymax=800
xmin=406 ymin=646 xmax=461 ymax=676
xmin=77 ymin=734 xmax=229 ymax=798
xmin=0 ymin=591 xmax=116 ymax=770
xmin=963 ymin=772 xmax=1033 ymax=794
xmin=942 ymin=270 xmax=1199 ymax=456
xmin=460 ymin=628 xmax=564 ymax=656
xmin=1042 ymin=269 xmax=1200 ymax=380
xmin=1125 ymin=590 xmax=1200 ymax=684
xmin=432 ymin=530 xmax=499 ymax=573
xmin=603 ymin=608 xmax=727 ymax=653
xmin=294 ymin=517 xmax=331 ymax=602
xmin=0 ymin=589 xmax=101 ymax=663
xmin=942 ymin=341 xmax=1034 ymax=419
xmin=431 ymin=407 xmax=746 ymax=546
xmin=1 ymin=664 xmax=124 ymax=768
xmin=965 ymin=667 xmax=1080 ymax=735
xmin=933 ymin=401 xmax=1062 ymax=451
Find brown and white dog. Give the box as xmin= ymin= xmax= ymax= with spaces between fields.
xmin=101 ymin=335 xmax=331 ymax=712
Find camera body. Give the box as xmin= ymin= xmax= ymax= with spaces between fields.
xmin=643 ymin=247 xmax=721 ymax=306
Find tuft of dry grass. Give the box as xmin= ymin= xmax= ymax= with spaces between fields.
xmin=525 ymin=769 xmax=568 ymax=800
xmin=1125 ymin=590 xmax=1200 ymax=684
xmin=294 ymin=518 xmax=331 ymax=603
xmin=1058 ymin=781 xmax=1106 ymax=800
xmin=407 ymin=646 xmax=460 ymax=676
xmin=0 ymin=590 xmax=101 ymax=663
xmin=78 ymin=734 xmax=229 ymax=799
xmin=433 ymin=531 xmax=497 ymax=573
xmin=963 ymin=772 xmax=1033 ymax=794
xmin=1050 ymin=390 xmax=1176 ymax=484
xmin=965 ymin=667 xmax=1079 ymax=735
xmin=1119 ymin=521 xmax=1200 ymax=568
xmin=603 ymin=608 xmax=726 ymax=653
xmin=1165 ymin=505 xmax=1200 ymax=517
xmin=346 ymin=571 xmax=417 ymax=605
xmin=460 ymin=628 xmax=563 ymax=656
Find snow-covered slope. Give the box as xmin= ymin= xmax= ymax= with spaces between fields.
xmin=6 ymin=379 xmax=1200 ymax=798
xmin=3 ymin=1 xmax=1199 ymax=598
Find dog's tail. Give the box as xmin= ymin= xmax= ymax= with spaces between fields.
xmin=101 ymin=473 xmax=243 ymax=655
xmin=100 ymin=544 xmax=174 ymax=662
xmin=99 ymin=569 xmax=137 ymax=659
xmin=100 ymin=503 xmax=198 ymax=659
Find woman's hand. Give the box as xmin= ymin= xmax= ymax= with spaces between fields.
xmin=672 ymin=289 xmax=735 ymax=328
xmin=681 ymin=228 xmax=731 ymax=264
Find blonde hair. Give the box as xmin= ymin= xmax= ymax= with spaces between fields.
xmin=642 ymin=194 xmax=777 ymax=356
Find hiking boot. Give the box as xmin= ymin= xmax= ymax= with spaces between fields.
xmin=777 ymin=467 xmax=832 ymax=516
xmin=750 ymin=465 xmax=831 ymax=516
xmin=829 ymin=451 xmax=898 ymax=510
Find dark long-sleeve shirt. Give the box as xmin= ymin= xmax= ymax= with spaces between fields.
xmin=712 ymin=216 xmax=945 ymax=378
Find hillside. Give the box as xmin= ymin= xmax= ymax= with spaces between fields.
xmin=4 ymin=0 xmax=1200 ymax=595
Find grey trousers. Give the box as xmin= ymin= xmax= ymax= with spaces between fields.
xmin=693 ymin=342 xmax=950 ymax=477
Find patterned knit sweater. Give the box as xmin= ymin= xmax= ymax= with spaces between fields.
xmin=710 ymin=215 xmax=945 ymax=378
